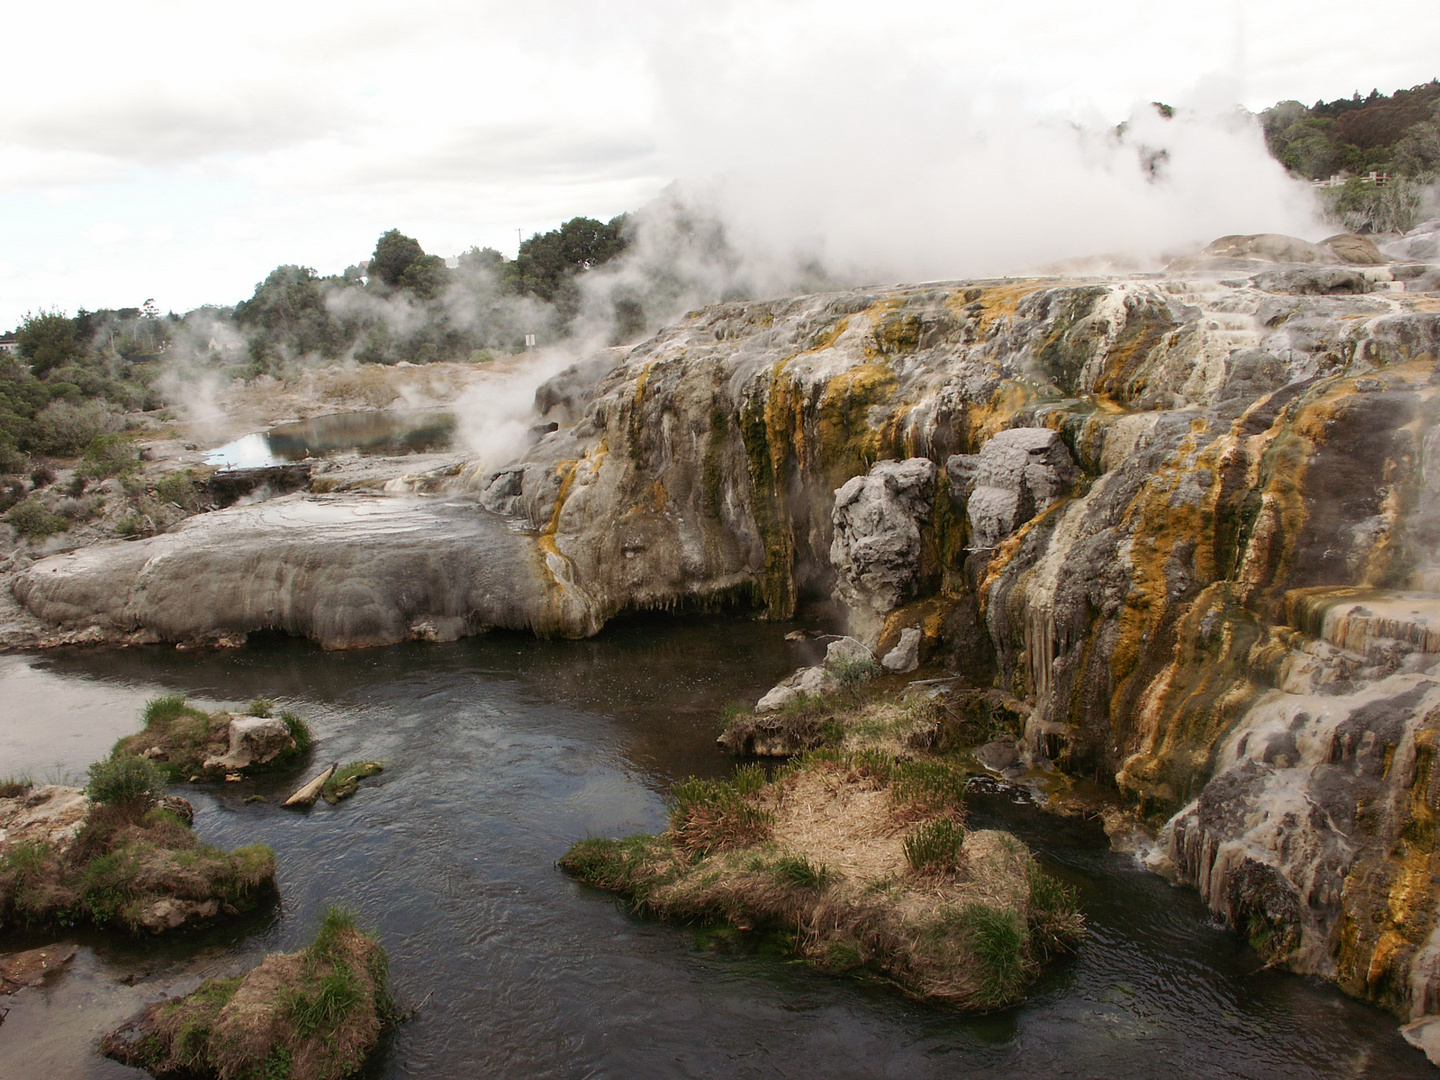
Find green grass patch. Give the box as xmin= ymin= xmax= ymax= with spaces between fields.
xmin=772 ymin=855 xmax=830 ymax=890
xmin=903 ymin=816 xmax=966 ymax=876
xmin=955 ymin=903 xmax=1034 ymax=1007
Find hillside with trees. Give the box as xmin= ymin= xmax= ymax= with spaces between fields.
xmin=1261 ymin=80 xmax=1440 ymax=232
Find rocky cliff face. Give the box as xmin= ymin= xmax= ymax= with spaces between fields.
xmin=14 ymin=239 xmax=1440 ymax=1017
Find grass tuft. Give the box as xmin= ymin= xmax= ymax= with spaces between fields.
xmin=772 ymin=855 xmax=830 ymax=891
xmin=903 ymin=816 xmax=966 ymax=877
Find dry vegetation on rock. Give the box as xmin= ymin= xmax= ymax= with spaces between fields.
xmin=102 ymin=905 xmax=397 ymax=1080
xmin=0 ymin=757 xmax=275 ymax=935
xmin=561 ymin=746 xmax=1081 ymax=1008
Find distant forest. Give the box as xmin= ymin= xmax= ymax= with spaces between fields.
xmin=1260 ymin=79 xmax=1439 ymax=233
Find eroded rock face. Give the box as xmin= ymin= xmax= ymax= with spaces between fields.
xmin=947 ymin=427 xmax=1078 ymax=550
xmin=830 ymin=459 xmax=937 ymax=643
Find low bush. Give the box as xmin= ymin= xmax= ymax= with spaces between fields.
xmin=4 ymin=496 xmax=69 ymax=538
xmin=829 ymin=653 xmax=881 ymax=698
xmin=86 ymin=753 xmax=167 ymax=809
xmin=77 ymin=433 xmax=138 ymax=479
xmin=154 ymin=469 xmax=201 ymax=511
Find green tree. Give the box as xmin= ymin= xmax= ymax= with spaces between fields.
xmin=398 ymin=254 xmax=450 ymax=300
xmin=370 ymin=230 xmax=425 ymax=288
xmin=234 ymin=265 xmax=345 ymax=360
xmin=16 ymin=310 xmax=79 ymax=377
xmin=509 ymin=215 xmax=631 ymax=301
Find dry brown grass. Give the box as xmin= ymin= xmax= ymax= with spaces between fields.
xmin=104 ymin=914 xmax=393 ymax=1080
xmin=563 ymin=751 xmax=1082 ymax=1008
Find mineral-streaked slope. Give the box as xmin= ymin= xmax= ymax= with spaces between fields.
xmin=14 ymin=248 xmax=1440 ymax=1017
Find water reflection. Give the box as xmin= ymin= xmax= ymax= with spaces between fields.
xmin=206 ymin=410 xmax=456 ymax=468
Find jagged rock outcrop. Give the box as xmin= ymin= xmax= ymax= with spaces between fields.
xmin=830 ymin=458 xmax=937 ymax=643
xmin=12 ymin=239 xmax=1440 ymax=1021
xmin=947 ymin=427 xmax=1078 ymax=551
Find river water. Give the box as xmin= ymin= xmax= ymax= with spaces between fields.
xmin=0 ymin=618 xmax=1430 ymax=1079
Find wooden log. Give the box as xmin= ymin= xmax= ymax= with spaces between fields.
xmin=283 ymin=763 xmax=336 ymax=808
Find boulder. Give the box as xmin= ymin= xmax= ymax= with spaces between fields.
xmin=0 ymin=786 xmax=89 ymax=852
xmin=947 ymin=427 xmax=1078 ymax=550
xmin=1200 ymin=233 xmax=1338 ymax=264
xmin=830 ymin=458 xmax=937 ymax=644
xmin=755 ymin=665 xmax=833 ymax=713
xmin=825 ymin=636 xmax=876 ymax=669
xmin=1251 ymin=267 xmax=1372 ymax=296
xmin=881 ymin=627 xmax=922 ymax=674
xmin=1321 ymin=233 xmax=1386 ymax=265
xmin=202 ymin=716 xmax=293 ymax=772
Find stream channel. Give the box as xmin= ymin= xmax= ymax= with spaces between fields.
xmin=0 ymin=616 xmax=1431 ymax=1079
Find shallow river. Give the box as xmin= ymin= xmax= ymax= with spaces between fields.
xmin=0 ymin=618 xmax=1431 ymax=1078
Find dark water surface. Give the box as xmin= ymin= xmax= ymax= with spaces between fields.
xmin=206 ymin=410 xmax=456 ymax=468
xmin=0 ymin=618 xmax=1430 ymax=1079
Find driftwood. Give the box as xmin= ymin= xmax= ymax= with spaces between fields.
xmin=283 ymin=763 xmax=336 ymax=808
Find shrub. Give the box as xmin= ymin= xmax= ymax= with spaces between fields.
xmin=829 ymin=653 xmax=880 ymax=698
xmin=86 ymin=753 xmax=167 ymax=809
xmin=31 ymin=399 xmax=118 ymax=456
xmin=114 ymin=512 xmax=151 ymax=538
xmin=4 ymin=496 xmax=68 ymax=538
xmin=903 ymin=816 xmax=966 ymax=876
xmin=29 ymin=465 xmax=54 ymax=487
xmin=155 ymin=469 xmax=201 ymax=511
xmin=248 ymin=697 xmax=275 ymax=718
xmin=78 ymin=433 xmax=138 ymax=479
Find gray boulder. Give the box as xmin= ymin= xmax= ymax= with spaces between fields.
xmin=755 ymin=665 xmax=833 ymax=713
xmin=1251 ymin=267 xmax=1372 ymax=296
xmin=948 ymin=428 xmax=1078 ymax=550
xmin=881 ymin=627 xmax=922 ymax=674
xmin=830 ymin=458 xmax=937 ymax=644
xmin=203 ymin=716 xmax=294 ymax=772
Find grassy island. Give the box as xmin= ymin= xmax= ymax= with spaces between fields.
xmin=0 ymin=753 xmax=274 ymax=935
xmin=561 ymin=739 xmax=1081 ymax=1008
xmin=103 ymin=905 xmax=397 ymax=1080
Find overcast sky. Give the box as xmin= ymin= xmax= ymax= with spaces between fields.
xmin=2 ymin=0 xmax=1437 ymax=328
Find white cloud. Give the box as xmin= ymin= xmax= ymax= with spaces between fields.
xmin=0 ymin=0 xmax=1438 ymax=326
